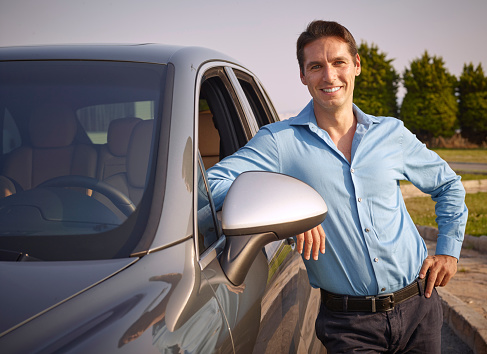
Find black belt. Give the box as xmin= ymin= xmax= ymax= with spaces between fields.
xmin=321 ymin=277 xmax=426 ymax=313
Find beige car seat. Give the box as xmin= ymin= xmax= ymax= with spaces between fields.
xmin=199 ymin=110 xmax=220 ymax=168
xmin=97 ymin=117 xmax=142 ymax=181
xmin=2 ymin=102 xmax=97 ymax=191
xmin=95 ymin=119 xmax=153 ymax=219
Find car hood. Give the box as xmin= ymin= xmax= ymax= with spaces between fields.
xmin=0 ymin=258 xmax=137 ymax=335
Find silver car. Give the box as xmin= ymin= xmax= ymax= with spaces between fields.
xmin=0 ymin=44 xmax=327 ymax=353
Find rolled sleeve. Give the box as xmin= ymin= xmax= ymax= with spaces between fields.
xmin=401 ymin=125 xmax=468 ymax=259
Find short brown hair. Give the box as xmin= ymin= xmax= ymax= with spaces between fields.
xmin=297 ymin=20 xmax=358 ymax=74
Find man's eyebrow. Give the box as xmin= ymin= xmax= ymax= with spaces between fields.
xmin=330 ymin=56 xmax=350 ymax=62
xmin=306 ymin=56 xmax=350 ymax=68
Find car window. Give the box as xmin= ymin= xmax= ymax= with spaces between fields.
xmin=0 ymin=60 xmax=166 ymax=261
xmin=233 ymin=69 xmax=278 ymax=128
xmin=198 ymin=67 xmax=250 ymax=169
xmin=78 ymin=101 xmax=155 ymax=144
xmin=1 ymin=109 xmax=22 ymax=154
xmin=196 ymin=157 xmax=220 ymax=255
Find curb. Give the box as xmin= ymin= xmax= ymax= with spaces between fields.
xmin=417 ymin=225 xmax=487 ymax=353
xmin=438 ymin=288 xmax=487 ymax=354
xmin=416 ymin=225 xmax=487 ymax=254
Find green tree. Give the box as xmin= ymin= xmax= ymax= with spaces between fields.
xmin=458 ymin=63 xmax=487 ymax=144
xmin=354 ymin=42 xmax=399 ymax=117
xmin=400 ymin=51 xmax=458 ymax=141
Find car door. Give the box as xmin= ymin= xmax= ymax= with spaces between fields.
xmin=194 ymin=64 xmax=267 ymax=353
xmin=196 ymin=63 xmax=325 ymax=353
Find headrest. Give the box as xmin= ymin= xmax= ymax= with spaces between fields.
xmin=29 ymin=103 xmax=77 ymax=148
xmin=127 ymin=120 xmax=154 ymax=188
xmin=107 ymin=117 xmax=142 ymax=157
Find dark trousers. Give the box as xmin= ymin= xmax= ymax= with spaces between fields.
xmin=315 ymin=284 xmax=443 ymax=353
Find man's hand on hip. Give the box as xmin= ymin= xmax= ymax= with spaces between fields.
xmin=419 ymin=254 xmax=458 ymax=298
xmin=296 ymin=225 xmax=326 ymax=261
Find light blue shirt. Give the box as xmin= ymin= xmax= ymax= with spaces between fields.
xmin=207 ymin=101 xmax=468 ymax=296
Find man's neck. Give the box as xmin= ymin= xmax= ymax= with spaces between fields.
xmin=314 ymin=103 xmax=356 ymax=162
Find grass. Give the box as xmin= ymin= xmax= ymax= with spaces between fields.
xmin=433 ymin=148 xmax=487 ymax=164
xmin=405 ymin=192 xmax=487 ymax=237
xmin=460 ymin=173 xmax=487 ymax=181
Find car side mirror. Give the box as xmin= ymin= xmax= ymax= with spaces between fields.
xmin=220 ymin=171 xmax=327 ymax=286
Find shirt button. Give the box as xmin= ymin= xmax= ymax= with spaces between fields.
xmin=358 ymin=197 xmax=362 ymax=202
xmin=350 ymin=168 xmax=355 ymax=174
xmin=365 ymin=228 xmax=370 ymax=232
xmin=381 ymin=287 xmax=386 ymax=292
xmin=374 ymin=258 xmax=379 ymax=262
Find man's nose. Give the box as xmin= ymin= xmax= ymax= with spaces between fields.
xmin=322 ymin=66 xmax=337 ymax=83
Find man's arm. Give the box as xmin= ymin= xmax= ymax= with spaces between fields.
xmin=402 ymin=126 xmax=468 ymax=297
xmin=208 ymin=126 xmax=326 ymax=261
xmin=207 ymin=127 xmax=280 ymax=210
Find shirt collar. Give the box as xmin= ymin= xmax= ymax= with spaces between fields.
xmin=289 ymin=100 xmax=381 ymax=128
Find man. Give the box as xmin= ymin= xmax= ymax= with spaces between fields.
xmin=208 ymin=20 xmax=468 ymax=352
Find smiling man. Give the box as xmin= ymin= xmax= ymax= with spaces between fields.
xmin=208 ymin=20 xmax=468 ymax=353
xmin=299 ymin=34 xmax=361 ymax=163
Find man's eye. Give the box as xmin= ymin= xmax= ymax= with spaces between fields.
xmin=311 ymin=65 xmax=321 ymax=70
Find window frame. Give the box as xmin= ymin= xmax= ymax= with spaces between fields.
xmin=193 ymin=62 xmax=280 ymax=268
xmin=193 ymin=62 xmax=254 ymax=265
xmin=233 ymin=69 xmax=279 ymax=128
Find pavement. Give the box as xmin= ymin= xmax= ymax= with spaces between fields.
xmin=421 ymin=231 xmax=487 ymax=354
xmin=401 ymin=170 xmax=487 ymax=354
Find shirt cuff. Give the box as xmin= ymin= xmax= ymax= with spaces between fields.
xmin=435 ymin=234 xmax=463 ymax=260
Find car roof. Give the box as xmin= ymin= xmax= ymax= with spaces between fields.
xmin=0 ymin=43 xmax=240 ymax=67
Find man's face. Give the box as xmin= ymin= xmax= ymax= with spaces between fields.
xmin=300 ymin=36 xmax=360 ymax=116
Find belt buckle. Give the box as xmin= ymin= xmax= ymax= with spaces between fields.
xmin=365 ymin=293 xmax=395 ymax=312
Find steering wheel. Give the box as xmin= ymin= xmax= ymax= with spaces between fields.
xmin=38 ymin=175 xmax=136 ymax=216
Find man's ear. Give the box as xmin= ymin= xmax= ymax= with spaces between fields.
xmin=300 ymin=69 xmax=307 ymax=85
xmin=355 ymin=54 xmax=361 ymax=76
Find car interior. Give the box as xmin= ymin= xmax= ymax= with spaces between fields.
xmin=0 ymin=59 xmax=274 ymax=261
xmin=0 ymin=60 xmax=164 ymax=256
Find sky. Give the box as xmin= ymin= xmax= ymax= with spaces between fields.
xmin=1 ymin=0 xmax=486 ymax=117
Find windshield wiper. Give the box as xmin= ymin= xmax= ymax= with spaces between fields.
xmin=0 ymin=249 xmax=41 ymax=261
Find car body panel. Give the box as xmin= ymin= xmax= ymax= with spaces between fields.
xmin=0 ymin=242 xmax=231 ymax=353
xmin=0 ymin=44 xmax=233 ymax=67
xmin=0 ymin=258 xmax=137 ymax=335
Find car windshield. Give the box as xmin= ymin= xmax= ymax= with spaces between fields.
xmin=0 ymin=60 xmax=166 ymax=261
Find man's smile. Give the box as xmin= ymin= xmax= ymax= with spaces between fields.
xmin=321 ymin=87 xmax=341 ymax=93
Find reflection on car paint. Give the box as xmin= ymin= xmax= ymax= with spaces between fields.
xmin=119 ymin=273 xmax=182 ymax=347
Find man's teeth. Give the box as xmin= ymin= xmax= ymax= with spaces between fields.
xmin=322 ymin=87 xmax=340 ymax=93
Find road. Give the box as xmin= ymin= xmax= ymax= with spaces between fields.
xmin=448 ymin=162 xmax=487 ymax=174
